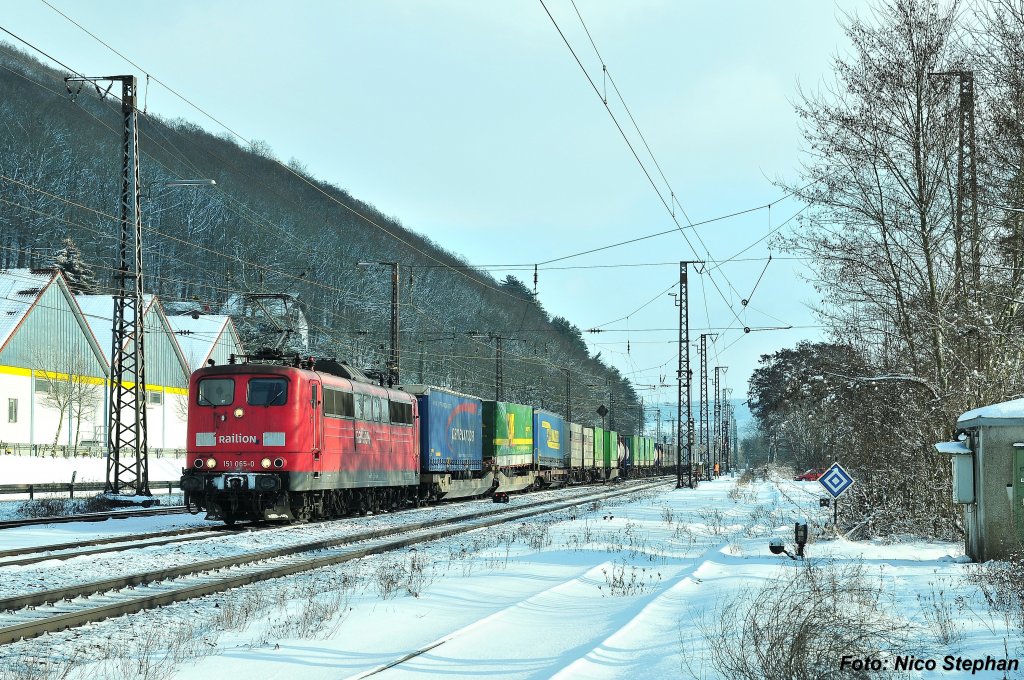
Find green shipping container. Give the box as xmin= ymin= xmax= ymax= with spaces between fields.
xmin=482 ymin=401 xmax=534 ymax=467
xmin=594 ymin=428 xmax=605 ymax=470
xmin=605 ymin=430 xmax=618 ymax=468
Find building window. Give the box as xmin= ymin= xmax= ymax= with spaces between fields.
xmin=7 ymin=398 xmax=16 ymax=424
xmin=35 ymin=379 xmax=52 ymax=394
xmin=147 ymin=390 xmax=163 ymax=405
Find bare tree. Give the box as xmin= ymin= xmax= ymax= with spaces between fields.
xmin=33 ymin=350 xmax=102 ymax=451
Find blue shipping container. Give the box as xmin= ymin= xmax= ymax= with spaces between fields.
xmin=533 ymin=409 xmax=566 ymax=468
xmin=414 ymin=387 xmax=483 ymax=473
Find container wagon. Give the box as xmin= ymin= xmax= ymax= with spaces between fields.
xmin=581 ymin=426 xmax=595 ymax=482
xmin=401 ymin=385 xmax=486 ymax=500
xmin=482 ymin=400 xmax=537 ymax=493
xmin=568 ymin=422 xmax=585 ymax=483
xmin=533 ymin=409 xmax=568 ymax=487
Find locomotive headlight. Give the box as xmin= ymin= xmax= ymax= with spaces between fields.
xmin=234 ymin=408 xmax=244 ymax=418
xmin=205 ymin=457 xmax=217 ymax=468
xmin=273 ymin=457 xmax=285 ymax=468
xmin=261 ymin=457 xmax=272 ymax=469
xmin=193 ymin=459 xmax=204 ymax=469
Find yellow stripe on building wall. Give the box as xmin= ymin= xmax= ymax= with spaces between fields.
xmin=0 ymin=365 xmax=188 ymax=394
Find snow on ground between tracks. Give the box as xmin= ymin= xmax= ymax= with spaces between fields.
xmin=1 ymin=475 xmax=1019 ymax=680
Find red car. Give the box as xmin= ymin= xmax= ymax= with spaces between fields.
xmin=794 ymin=468 xmax=826 ymax=482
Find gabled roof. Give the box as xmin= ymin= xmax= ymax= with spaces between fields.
xmin=166 ymin=314 xmax=241 ymax=371
xmin=0 ymin=268 xmax=55 ymax=350
xmin=0 ymin=269 xmax=106 ymax=370
xmin=75 ymin=294 xmax=191 ymax=382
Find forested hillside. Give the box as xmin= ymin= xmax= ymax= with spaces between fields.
xmin=0 ymin=43 xmax=640 ymax=431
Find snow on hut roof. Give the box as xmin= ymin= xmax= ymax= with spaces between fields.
xmin=957 ymin=398 xmax=1024 ymax=429
xmin=166 ymin=314 xmax=233 ymax=371
xmin=934 ymin=440 xmax=972 ymax=455
xmin=0 ymin=268 xmax=56 ymax=350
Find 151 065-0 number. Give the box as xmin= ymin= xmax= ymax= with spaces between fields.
xmin=223 ymin=460 xmax=257 ymax=470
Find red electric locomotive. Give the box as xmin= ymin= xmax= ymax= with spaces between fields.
xmin=180 ymin=354 xmax=419 ymax=524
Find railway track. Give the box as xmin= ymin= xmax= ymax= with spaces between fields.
xmin=0 ymin=525 xmax=236 ymax=568
xmin=0 ymin=478 xmax=671 ymax=645
xmin=0 ymin=505 xmax=188 ymax=531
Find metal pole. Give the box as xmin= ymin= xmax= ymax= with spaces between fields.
xmin=563 ymin=368 xmax=571 ymax=423
xmin=722 ymin=388 xmax=732 ymax=473
xmin=676 ymin=261 xmax=699 ymax=489
xmin=609 ymin=388 xmax=614 ymax=431
xmin=494 ymin=335 xmax=503 ymax=402
xmin=713 ymin=366 xmax=720 ymax=476
xmin=67 ymin=75 xmax=150 ymax=497
xmin=638 ymin=397 xmax=643 ymax=436
xmin=390 ymin=262 xmax=400 ymax=385
xmin=699 ymin=335 xmax=709 ymax=480
xmin=419 ymin=343 xmax=425 ymax=383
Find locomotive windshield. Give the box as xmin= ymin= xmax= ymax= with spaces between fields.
xmin=248 ymin=378 xmax=288 ymax=406
xmin=197 ymin=378 xmax=234 ymax=406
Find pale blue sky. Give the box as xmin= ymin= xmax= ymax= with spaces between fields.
xmin=5 ymin=0 xmax=863 ymax=406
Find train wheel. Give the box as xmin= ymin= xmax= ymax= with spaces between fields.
xmin=223 ymin=513 xmax=236 ymax=527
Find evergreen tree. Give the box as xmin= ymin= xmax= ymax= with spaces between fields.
xmin=499 ymin=275 xmax=534 ymax=301
xmin=51 ymin=237 xmax=99 ymax=294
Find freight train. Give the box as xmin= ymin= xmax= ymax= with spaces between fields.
xmin=179 ymin=353 xmax=678 ymax=524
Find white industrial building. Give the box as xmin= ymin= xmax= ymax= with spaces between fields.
xmin=0 ymin=268 xmax=242 ymax=453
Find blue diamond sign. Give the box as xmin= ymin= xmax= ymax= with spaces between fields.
xmin=819 ymin=462 xmax=854 ymax=498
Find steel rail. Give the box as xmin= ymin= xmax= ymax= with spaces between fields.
xmin=0 ymin=506 xmax=187 ymax=531
xmin=0 ymin=526 xmax=235 ymax=567
xmin=0 ymin=478 xmax=671 ymax=644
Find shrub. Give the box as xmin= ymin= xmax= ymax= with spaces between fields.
xmin=693 ymin=559 xmax=917 ymax=680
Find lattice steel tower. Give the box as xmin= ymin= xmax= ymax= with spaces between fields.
xmin=67 ymin=75 xmax=150 ymax=496
xmin=675 ymin=261 xmax=701 ymax=488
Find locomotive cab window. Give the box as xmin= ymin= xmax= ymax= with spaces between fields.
xmin=197 ymin=378 xmax=234 ymax=406
xmin=248 ymin=378 xmax=288 ymax=406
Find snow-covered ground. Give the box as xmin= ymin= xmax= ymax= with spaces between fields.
xmin=0 ymin=473 xmax=1020 ymax=680
xmin=0 ymin=453 xmax=184 ymax=484
xmin=0 ymin=453 xmax=185 ymax=518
